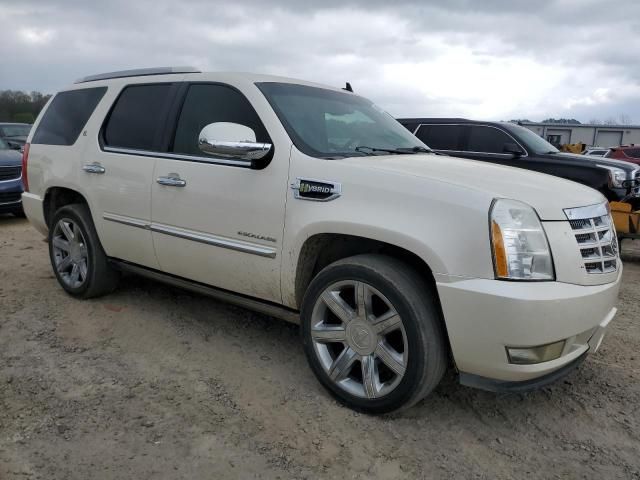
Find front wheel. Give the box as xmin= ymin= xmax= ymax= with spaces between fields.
xmin=48 ymin=203 xmax=120 ymax=299
xmin=301 ymin=254 xmax=447 ymax=414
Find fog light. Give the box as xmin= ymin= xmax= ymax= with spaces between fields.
xmin=506 ymin=340 xmax=565 ymax=365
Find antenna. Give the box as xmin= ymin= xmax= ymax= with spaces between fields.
xmin=343 ymin=82 xmax=353 ymax=92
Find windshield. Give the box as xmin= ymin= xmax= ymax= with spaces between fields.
xmin=0 ymin=124 xmax=30 ymax=138
xmin=503 ymin=123 xmax=559 ymax=155
xmin=257 ymin=82 xmax=427 ymax=158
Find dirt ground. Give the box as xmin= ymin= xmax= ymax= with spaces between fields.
xmin=0 ymin=215 xmax=638 ymax=480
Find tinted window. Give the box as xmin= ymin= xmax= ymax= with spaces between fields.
xmin=173 ymin=84 xmax=269 ymax=157
xmin=32 ymin=87 xmax=106 ymax=145
xmin=467 ymin=126 xmax=515 ymax=153
xmin=103 ymin=84 xmax=173 ymax=150
xmin=624 ymin=148 xmax=640 ymax=159
xmin=415 ymin=125 xmax=462 ymax=150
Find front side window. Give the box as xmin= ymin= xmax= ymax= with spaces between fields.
xmin=103 ymin=84 xmax=173 ymax=150
xmin=415 ymin=124 xmax=463 ymax=151
xmin=172 ymin=84 xmax=270 ymax=157
xmin=467 ymin=126 xmax=515 ymax=154
xmin=257 ymin=82 xmax=425 ymax=158
xmin=32 ymin=87 xmax=106 ymax=146
xmin=504 ymin=124 xmax=558 ymax=155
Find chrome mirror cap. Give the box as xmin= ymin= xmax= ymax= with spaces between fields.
xmin=198 ymin=122 xmax=272 ymax=161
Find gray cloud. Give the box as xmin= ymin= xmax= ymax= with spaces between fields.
xmin=1 ymin=0 xmax=638 ymax=122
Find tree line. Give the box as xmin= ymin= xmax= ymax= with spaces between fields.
xmin=0 ymin=90 xmax=51 ymax=124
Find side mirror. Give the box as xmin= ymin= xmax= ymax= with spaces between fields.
xmin=198 ymin=122 xmax=272 ymax=163
xmin=503 ymin=142 xmax=524 ymax=157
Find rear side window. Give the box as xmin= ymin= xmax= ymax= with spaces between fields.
xmin=32 ymin=87 xmax=106 ymax=145
xmin=467 ymin=126 xmax=514 ymax=153
xmin=415 ymin=124 xmax=462 ymax=150
xmin=103 ymin=84 xmax=173 ymax=150
xmin=172 ymin=84 xmax=269 ymax=157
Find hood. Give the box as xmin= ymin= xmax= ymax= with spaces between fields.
xmin=0 ymin=149 xmax=21 ymax=167
xmin=342 ymin=153 xmax=605 ymax=221
xmin=549 ymin=152 xmax=638 ymax=172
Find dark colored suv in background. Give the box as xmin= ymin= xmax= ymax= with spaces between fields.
xmin=398 ymin=118 xmax=640 ymax=207
xmin=0 ymin=137 xmax=25 ymax=216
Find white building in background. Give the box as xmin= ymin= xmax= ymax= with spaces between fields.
xmin=519 ymin=121 xmax=640 ymax=148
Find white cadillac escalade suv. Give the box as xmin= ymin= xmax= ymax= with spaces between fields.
xmin=21 ymin=67 xmax=621 ymax=413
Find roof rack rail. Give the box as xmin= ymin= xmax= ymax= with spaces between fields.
xmin=75 ymin=66 xmax=200 ymax=84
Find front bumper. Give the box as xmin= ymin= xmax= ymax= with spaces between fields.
xmin=436 ymin=267 xmax=621 ymax=385
xmin=0 ymin=178 xmax=23 ymax=214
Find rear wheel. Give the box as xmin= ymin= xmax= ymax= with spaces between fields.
xmin=301 ymin=254 xmax=447 ymax=414
xmin=48 ymin=204 xmax=120 ymax=298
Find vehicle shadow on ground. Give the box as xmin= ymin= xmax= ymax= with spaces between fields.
xmin=0 ymin=214 xmax=27 ymax=226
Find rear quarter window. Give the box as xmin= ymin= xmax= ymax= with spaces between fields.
xmin=31 ymin=87 xmax=107 ymax=146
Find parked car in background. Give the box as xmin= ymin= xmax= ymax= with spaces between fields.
xmin=0 ymin=137 xmax=25 ymax=216
xmin=398 ymin=118 xmax=640 ymax=207
xmin=584 ymin=147 xmax=609 ymax=157
xmin=0 ymin=122 xmax=32 ymax=150
xmin=605 ymin=145 xmax=640 ymax=166
xmin=21 ymin=68 xmax=621 ymax=413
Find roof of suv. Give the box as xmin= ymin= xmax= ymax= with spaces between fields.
xmin=397 ymin=118 xmax=505 ymax=125
xmin=71 ymin=66 xmax=353 ymax=95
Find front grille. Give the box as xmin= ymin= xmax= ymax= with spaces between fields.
xmin=566 ymin=206 xmax=618 ymax=274
xmin=635 ymin=170 xmax=640 ymax=195
xmin=0 ymin=192 xmax=21 ymax=204
xmin=0 ymin=166 xmax=21 ymax=181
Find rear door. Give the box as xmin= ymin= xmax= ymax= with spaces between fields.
xmin=86 ymin=82 xmax=178 ymax=269
xmin=150 ymin=82 xmax=289 ymax=303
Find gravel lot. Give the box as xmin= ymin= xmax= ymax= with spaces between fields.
xmin=1 ymin=215 xmax=639 ymax=479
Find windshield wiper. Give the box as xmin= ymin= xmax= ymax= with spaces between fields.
xmin=354 ymin=145 xmax=433 ymax=155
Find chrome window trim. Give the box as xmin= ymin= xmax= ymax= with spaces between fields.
xmin=563 ymin=203 xmax=609 ymax=220
xmin=413 ymin=123 xmax=529 ymax=157
xmin=102 ymin=146 xmax=252 ymax=168
xmin=102 ymin=213 xmax=277 ymax=259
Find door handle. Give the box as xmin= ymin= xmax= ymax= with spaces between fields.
xmin=157 ymin=174 xmax=186 ymax=187
xmin=83 ymin=162 xmax=105 ymax=174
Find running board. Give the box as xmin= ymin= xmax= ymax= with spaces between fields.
xmin=112 ymin=260 xmax=300 ymax=324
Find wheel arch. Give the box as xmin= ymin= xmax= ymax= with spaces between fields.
xmin=43 ymin=186 xmax=91 ymax=228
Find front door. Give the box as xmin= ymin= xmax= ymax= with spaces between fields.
xmin=150 ymin=83 xmax=289 ymax=303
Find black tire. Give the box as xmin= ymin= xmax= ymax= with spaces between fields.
xmin=301 ymin=254 xmax=447 ymax=414
xmin=48 ymin=203 xmax=120 ymax=299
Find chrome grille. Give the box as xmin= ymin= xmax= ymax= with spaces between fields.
xmin=565 ymin=203 xmax=618 ymax=275
xmin=0 ymin=166 xmax=21 ymax=181
xmin=635 ymin=170 xmax=640 ymax=196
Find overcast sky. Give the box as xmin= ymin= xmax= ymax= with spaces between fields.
xmin=1 ymin=0 xmax=639 ymax=122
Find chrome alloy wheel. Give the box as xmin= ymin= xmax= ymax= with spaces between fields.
xmin=310 ymin=280 xmax=408 ymax=399
xmin=51 ymin=218 xmax=89 ymax=289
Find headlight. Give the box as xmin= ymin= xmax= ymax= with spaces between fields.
xmin=596 ymin=164 xmax=627 ymax=188
xmin=490 ymin=199 xmax=554 ymax=281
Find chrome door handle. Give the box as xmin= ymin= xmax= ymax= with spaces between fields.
xmin=83 ymin=162 xmax=105 ymax=174
xmin=157 ymin=174 xmax=186 ymax=187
